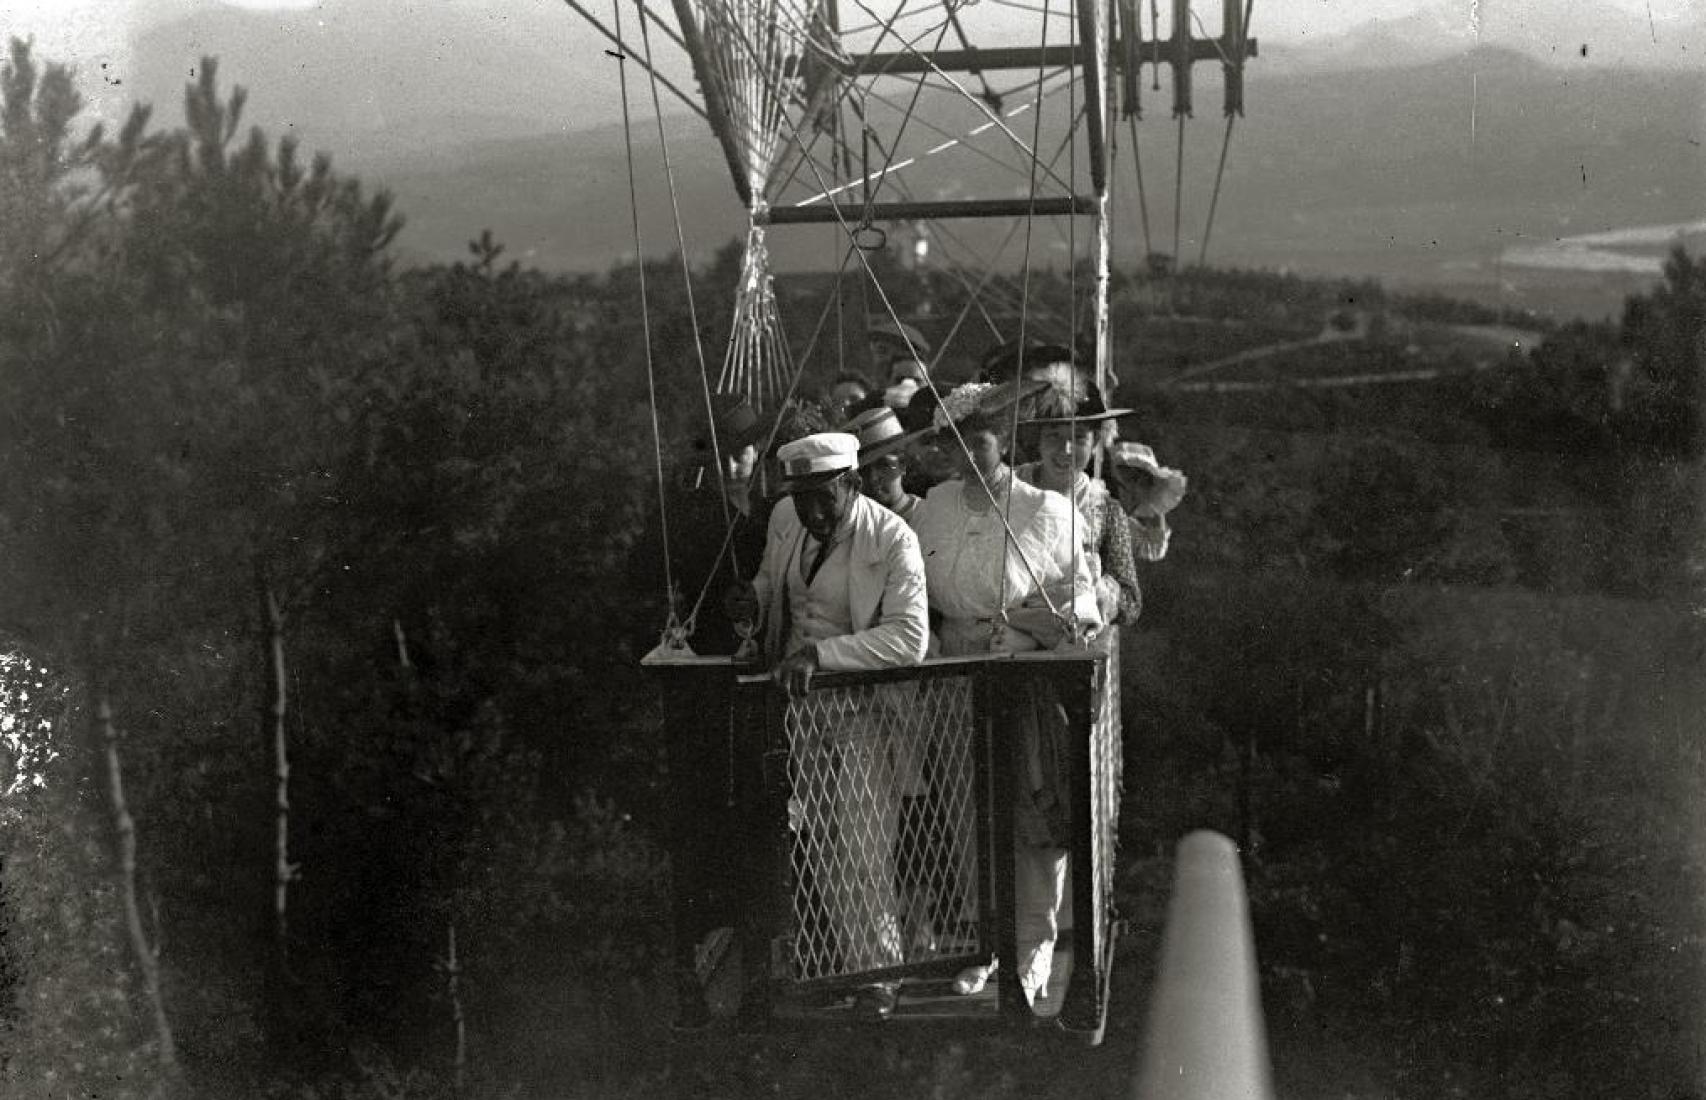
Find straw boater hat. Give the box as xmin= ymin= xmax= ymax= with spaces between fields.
xmin=1108 ymin=442 xmax=1189 ymax=514
xmin=772 ymin=432 xmax=861 ymax=494
xmin=841 ymin=406 xmax=924 ymax=467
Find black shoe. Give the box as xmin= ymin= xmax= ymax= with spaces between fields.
xmin=850 ymin=982 xmax=899 ymax=1021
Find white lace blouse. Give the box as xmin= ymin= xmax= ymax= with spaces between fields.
xmin=910 ymin=474 xmax=1102 ymax=655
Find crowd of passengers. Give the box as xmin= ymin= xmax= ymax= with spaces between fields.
xmin=665 ymin=324 xmax=1187 ymax=1028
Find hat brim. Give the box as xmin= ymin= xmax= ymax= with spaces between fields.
xmin=940 ymin=377 xmax=1053 ymax=426
xmin=1108 ymin=461 xmax=1188 ymax=513
xmin=857 ymin=427 xmax=931 ymax=468
xmin=1021 ymin=406 xmax=1135 ymax=425
xmin=774 ymin=465 xmax=855 ymax=495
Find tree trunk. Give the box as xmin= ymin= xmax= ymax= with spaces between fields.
xmin=444 ymin=921 xmax=467 ymax=1096
xmin=97 ymin=692 xmax=178 ymax=1071
xmin=258 ymin=568 xmax=294 ymax=1047
xmin=265 ymin=584 xmax=291 ymax=956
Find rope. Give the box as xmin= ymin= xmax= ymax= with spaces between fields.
xmin=678 ymin=241 xmax=861 ymax=638
xmin=1179 ymin=8 xmax=1243 ymax=267
xmin=561 ymin=0 xmax=709 ymax=122
xmin=835 ymin=3 xmax=961 ymax=35
xmin=1198 ymin=113 xmax=1235 ymax=267
xmin=844 ymin=0 xmax=1080 ymax=198
xmin=1065 ymin=0 xmax=1080 ymax=641
xmin=987 ymin=0 xmax=1077 ymax=18
xmin=698 ymin=0 xmax=1090 ymax=629
xmin=612 ymin=0 xmax=681 ymax=645
xmin=1171 ymin=107 xmax=1185 ymax=265
xmin=997 ymin=0 xmax=1055 ymax=647
xmin=634 ymin=0 xmax=740 ymax=577
xmin=850 ymin=10 xmax=960 ymax=232
xmin=796 ymin=68 xmax=1077 ymax=206
xmin=739 ymin=54 xmax=1070 ymax=624
xmin=1127 ymin=109 xmax=1154 ymax=262
xmin=941 ymin=0 xmax=1004 ymax=110
xmin=857 ymin=117 xmax=1081 ymax=341
xmin=769 ymin=0 xmax=955 ymax=201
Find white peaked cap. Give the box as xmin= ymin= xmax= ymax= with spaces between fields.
xmin=775 ymin=432 xmax=860 ymax=484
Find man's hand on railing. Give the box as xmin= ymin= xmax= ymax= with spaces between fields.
xmin=773 ymin=644 xmax=821 ymax=697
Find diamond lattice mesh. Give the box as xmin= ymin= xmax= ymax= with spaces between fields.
xmin=784 ymin=674 xmax=980 ymax=983
xmin=1089 ymin=636 xmax=1124 ymax=971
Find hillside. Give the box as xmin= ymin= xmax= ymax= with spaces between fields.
xmin=325 ymin=47 xmax=1704 ymax=319
xmin=114 ymin=7 xmax=1706 ymax=319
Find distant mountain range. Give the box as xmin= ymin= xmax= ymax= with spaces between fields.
xmin=115 ymin=4 xmax=1706 ymax=318
xmin=1269 ymin=0 xmax=1705 ymax=72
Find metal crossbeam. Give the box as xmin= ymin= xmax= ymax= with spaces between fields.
xmin=765 ymin=195 xmax=1097 ymax=224
xmin=830 ymin=36 xmax=1254 ymax=76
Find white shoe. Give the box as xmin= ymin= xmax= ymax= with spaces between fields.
xmin=951 ymin=958 xmax=997 ymax=995
xmin=1019 ymin=946 xmax=1053 ymax=1004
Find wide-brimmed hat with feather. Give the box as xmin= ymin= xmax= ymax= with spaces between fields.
xmin=1018 ymin=361 xmax=1133 ymax=424
xmin=931 ymin=378 xmax=1052 ymax=429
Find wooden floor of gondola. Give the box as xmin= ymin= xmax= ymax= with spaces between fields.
xmin=698 ymin=928 xmax=1076 ymax=1026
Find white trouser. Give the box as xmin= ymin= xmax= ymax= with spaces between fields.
xmin=1014 ymin=842 xmax=1069 ymax=1001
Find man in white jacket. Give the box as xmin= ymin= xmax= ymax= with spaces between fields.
xmin=730 ymin=431 xmax=928 ymax=1019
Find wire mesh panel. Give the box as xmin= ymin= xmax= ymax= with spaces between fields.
xmin=1088 ymin=631 xmax=1123 ymax=974
xmin=780 ymin=671 xmax=981 ymax=985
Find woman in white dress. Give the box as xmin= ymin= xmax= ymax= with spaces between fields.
xmin=1014 ymin=377 xmax=1142 ymax=627
xmin=909 ymin=381 xmax=1102 ymax=1005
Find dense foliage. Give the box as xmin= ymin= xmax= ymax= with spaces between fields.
xmin=1 ymin=39 xmax=1702 ymax=1099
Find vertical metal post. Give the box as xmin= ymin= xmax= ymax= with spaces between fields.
xmin=1091 ymin=167 xmax=1115 ymax=396
xmin=656 ymin=663 xmax=738 ymax=1027
xmin=1221 ymin=0 xmax=1245 ymax=116
xmin=1074 ymin=0 xmax=1111 ymax=194
xmin=1057 ymin=657 xmax=1105 ymax=1037
xmin=986 ymin=666 xmax=1026 ymax=1019
xmin=972 ymin=661 xmax=999 ymax=963
xmin=727 ymin=679 xmax=790 ymax=1022
xmin=1170 ymin=0 xmax=1193 ymax=117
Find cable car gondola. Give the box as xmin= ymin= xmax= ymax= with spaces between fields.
xmin=567 ymin=0 xmax=1256 ymax=1043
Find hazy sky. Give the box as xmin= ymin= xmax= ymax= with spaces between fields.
xmin=3 ymin=0 xmax=1693 ymax=60
xmin=0 ymin=0 xmax=1696 ymax=126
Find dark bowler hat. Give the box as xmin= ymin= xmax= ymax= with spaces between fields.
xmin=841 ymin=406 xmax=925 ymax=467
xmin=867 ymin=317 xmax=931 ymax=357
xmin=689 ymin=393 xmax=767 ymax=465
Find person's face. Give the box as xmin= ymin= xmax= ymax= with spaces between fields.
xmin=868 ymin=338 xmax=903 ymax=370
xmin=725 ymin=443 xmax=757 ymax=482
xmin=913 ymin=435 xmax=958 ymax=483
xmin=959 ymin=429 xmax=1006 ymax=480
xmin=1113 ymin=465 xmax=1158 ymax=509
xmin=792 ymin=473 xmax=857 ymax=541
xmin=829 ymin=381 xmax=868 ymax=417
xmin=1037 ymin=424 xmax=1095 ymax=478
xmin=860 ymin=454 xmax=905 ymax=499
